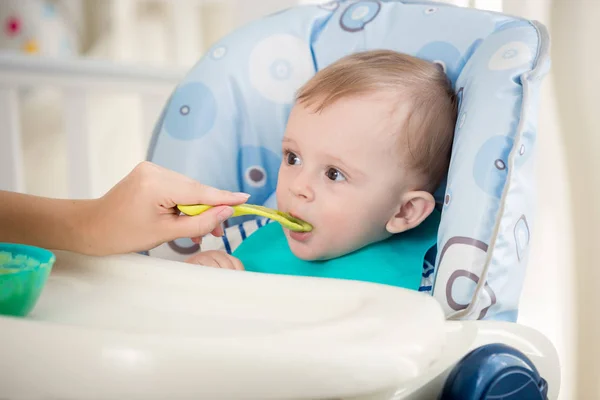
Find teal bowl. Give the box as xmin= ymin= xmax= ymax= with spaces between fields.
xmin=0 ymin=243 xmax=55 ymax=317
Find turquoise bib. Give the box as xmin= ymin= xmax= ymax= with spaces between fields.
xmin=233 ymin=210 xmax=441 ymax=290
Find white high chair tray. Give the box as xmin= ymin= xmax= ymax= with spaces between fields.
xmin=0 ymin=251 xmax=448 ymax=400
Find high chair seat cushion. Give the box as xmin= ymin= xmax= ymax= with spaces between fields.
xmin=147 ymin=0 xmax=550 ymax=321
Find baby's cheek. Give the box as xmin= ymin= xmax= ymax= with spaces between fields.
xmin=275 ymin=178 xmax=286 ymax=206
xmin=319 ymin=208 xmax=345 ymax=230
xmin=319 ymin=210 xmax=358 ymax=249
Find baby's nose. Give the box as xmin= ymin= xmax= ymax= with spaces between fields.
xmin=290 ymin=177 xmax=315 ymax=201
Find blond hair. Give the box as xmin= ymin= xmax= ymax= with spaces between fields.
xmin=296 ymin=50 xmax=458 ymax=192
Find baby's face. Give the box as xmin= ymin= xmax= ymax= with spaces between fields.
xmin=276 ymin=94 xmax=411 ymax=260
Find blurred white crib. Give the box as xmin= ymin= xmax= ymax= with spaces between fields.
xmin=0 ymin=53 xmax=184 ymax=198
xmin=0 ymin=0 xmax=304 ymax=199
xmin=0 ymin=0 xmax=327 ymax=200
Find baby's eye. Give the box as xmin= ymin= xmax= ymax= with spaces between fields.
xmin=285 ymin=151 xmax=302 ymax=166
xmin=325 ymin=167 xmax=346 ymax=181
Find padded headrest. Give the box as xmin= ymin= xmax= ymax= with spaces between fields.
xmin=147 ymin=0 xmax=550 ymax=321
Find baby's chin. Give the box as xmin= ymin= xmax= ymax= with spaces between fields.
xmin=285 ymin=230 xmax=385 ymax=261
xmin=285 ymin=232 xmax=339 ymax=261
xmin=288 ymin=243 xmax=323 ymax=261
xmin=283 ymin=230 xmax=322 ymax=261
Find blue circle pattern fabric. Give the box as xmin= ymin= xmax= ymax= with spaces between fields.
xmin=147 ymin=0 xmax=551 ymax=322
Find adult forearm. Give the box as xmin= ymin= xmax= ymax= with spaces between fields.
xmin=0 ymin=162 xmax=249 ymax=257
xmin=0 ymin=191 xmax=97 ymax=254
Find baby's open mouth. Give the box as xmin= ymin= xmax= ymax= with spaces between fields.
xmin=289 ymin=229 xmax=312 ymax=242
xmin=288 ymin=211 xmax=310 ymax=225
xmin=287 ymin=212 xmax=313 ymax=241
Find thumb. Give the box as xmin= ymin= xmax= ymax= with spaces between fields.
xmin=171 ymin=206 xmax=234 ymax=239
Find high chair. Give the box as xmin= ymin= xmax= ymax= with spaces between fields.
xmin=0 ymin=1 xmax=559 ymax=399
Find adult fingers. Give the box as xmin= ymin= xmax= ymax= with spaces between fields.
xmin=171 ymin=206 xmax=234 ymax=239
xmin=211 ymin=224 xmax=224 ymax=237
xmin=173 ymin=179 xmax=250 ymax=207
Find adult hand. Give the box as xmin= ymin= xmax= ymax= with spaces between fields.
xmin=86 ymin=162 xmax=249 ymax=255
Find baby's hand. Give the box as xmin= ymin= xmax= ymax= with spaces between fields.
xmin=185 ymin=250 xmax=244 ymax=271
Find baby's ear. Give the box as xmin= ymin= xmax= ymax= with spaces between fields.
xmin=386 ymin=191 xmax=435 ymax=234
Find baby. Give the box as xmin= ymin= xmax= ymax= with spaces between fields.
xmin=185 ymin=50 xmax=458 ymax=287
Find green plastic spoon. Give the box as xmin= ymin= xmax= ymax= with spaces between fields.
xmin=177 ymin=204 xmax=313 ymax=232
